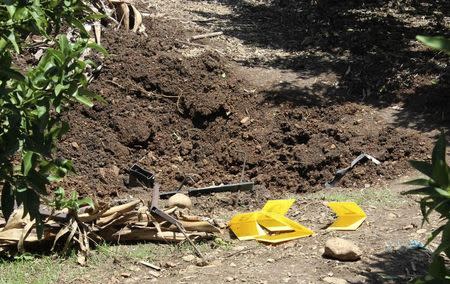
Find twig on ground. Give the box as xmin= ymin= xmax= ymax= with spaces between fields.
xmin=225 ymin=247 xmax=255 ymax=258
xmin=105 ymin=79 xmax=126 ymax=90
xmin=190 ymin=31 xmax=223 ymax=41
xmin=176 ymin=39 xmax=207 ymax=48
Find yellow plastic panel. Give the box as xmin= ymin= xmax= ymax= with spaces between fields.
xmin=255 ymin=212 xmax=313 ymax=243
xmin=256 ymin=212 xmax=293 ymax=232
xmin=262 ymin=212 xmax=313 ymax=234
xmin=326 ymin=202 xmax=366 ymax=231
xmin=228 ymin=199 xmax=314 ymax=243
xmin=228 ymin=212 xmax=266 ymax=240
xmin=256 ymin=230 xmax=313 ymax=243
xmin=261 ymin=199 xmax=296 ymax=215
xmin=328 ymin=216 xmax=366 ymax=230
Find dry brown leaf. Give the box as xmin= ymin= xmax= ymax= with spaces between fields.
xmin=62 ymin=220 xmax=78 ymax=255
xmin=97 ymin=212 xmax=119 ymax=226
xmin=4 ymin=208 xmax=29 ymax=230
xmin=52 ymin=224 xmax=70 ymax=251
xmin=118 ymin=3 xmax=130 ymax=30
xmin=18 ymin=220 xmax=35 ymax=253
xmin=109 ymin=227 xmax=209 ymax=242
xmin=130 ymin=5 xmax=142 ymax=33
xmin=101 ymin=200 xmax=140 ymax=217
xmin=94 ymin=22 xmax=101 ymax=44
xmin=77 ymin=251 xmax=87 ymax=266
xmin=0 ymin=228 xmax=25 ymax=241
xmin=165 ymin=221 xmax=221 ymax=233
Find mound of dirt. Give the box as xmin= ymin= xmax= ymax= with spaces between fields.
xmin=58 ymin=18 xmax=433 ymax=200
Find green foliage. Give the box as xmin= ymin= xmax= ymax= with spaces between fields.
xmin=0 ymin=0 xmax=105 ymax=236
xmin=404 ymin=132 xmax=450 ymax=283
xmin=49 ymin=187 xmax=93 ymax=211
xmin=417 ymin=35 xmax=450 ymax=55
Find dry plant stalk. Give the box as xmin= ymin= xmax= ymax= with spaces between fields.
xmin=0 ymin=200 xmax=221 ymax=262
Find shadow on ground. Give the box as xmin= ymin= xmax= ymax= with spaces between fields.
xmin=354 ymin=247 xmax=431 ymax=283
xmin=192 ymin=0 xmax=450 ymax=132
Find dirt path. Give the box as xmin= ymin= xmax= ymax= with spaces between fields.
xmin=9 ymin=178 xmax=435 ymax=284
xmin=153 ymin=181 xmax=434 ymax=284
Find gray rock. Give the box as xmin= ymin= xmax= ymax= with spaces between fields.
xmin=323 ymin=237 xmax=362 ymax=261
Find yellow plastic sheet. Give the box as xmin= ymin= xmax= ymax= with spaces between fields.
xmin=228 ymin=212 xmax=265 ymax=241
xmin=326 ymin=201 xmax=366 ymax=231
xmin=261 ymin=199 xmax=296 ymax=215
xmin=228 ymin=199 xmax=313 ymax=243
xmin=255 ymin=212 xmax=313 ymax=243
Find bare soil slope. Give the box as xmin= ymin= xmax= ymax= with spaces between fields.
xmin=59 ymin=16 xmax=434 ymax=199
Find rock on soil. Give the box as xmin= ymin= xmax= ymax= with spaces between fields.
xmin=323 ymin=237 xmax=362 ymax=261
xmin=168 ymin=193 xmax=192 ymax=209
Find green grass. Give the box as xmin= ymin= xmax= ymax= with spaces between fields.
xmin=0 ymin=242 xmax=163 ymax=284
xmin=302 ymin=187 xmax=402 ymax=206
xmin=0 ymin=256 xmax=65 ymax=284
xmin=0 ymin=240 xmax=226 ymax=284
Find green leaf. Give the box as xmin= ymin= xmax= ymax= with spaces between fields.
xmin=1 ymin=182 xmax=14 ymax=221
xmin=55 ymin=84 xmax=68 ymax=96
xmin=68 ymin=18 xmax=89 ymax=38
xmin=27 ymin=169 xmax=49 ymax=195
xmin=433 ymin=225 xmax=450 ymax=259
xmin=417 ymin=35 xmax=450 ymax=54
xmin=22 ymin=151 xmax=34 ymax=175
xmin=45 ymin=49 xmax=64 ymax=66
xmin=7 ymin=32 xmax=19 ymax=53
xmin=73 ymin=91 xmax=94 ymax=107
xmin=77 ymin=197 xmax=94 ymax=209
xmin=431 ymin=133 xmax=449 ymax=186
xmin=58 ymin=35 xmax=70 ymax=56
xmin=426 ymin=224 xmax=446 ymax=246
xmin=424 ymin=200 xmax=449 ymax=223
xmin=85 ymin=13 xmax=105 ymax=21
xmin=420 ymin=198 xmax=433 ymax=223
xmin=32 ymin=105 xmax=47 ymax=118
xmin=435 ymin=188 xmax=450 ymax=198
xmin=6 ymin=5 xmax=16 ymax=17
xmin=428 ymin=256 xmax=448 ymax=280
xmin=410 ymin=160 xmax=433 ymax=178
xmin=87 ymin=42 xmax=108 ymax=55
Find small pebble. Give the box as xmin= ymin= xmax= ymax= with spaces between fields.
xmin=182 ymin=255 xmax=196 ymax=262
xmin=416 ymin=228 xmax=427 ymax=234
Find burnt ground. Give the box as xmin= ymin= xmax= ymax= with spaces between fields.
xmin=57 ymin=0 xmax=450 ymax=201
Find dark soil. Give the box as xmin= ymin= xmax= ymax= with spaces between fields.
xmin=58 ymin=18 xmax=434 ymax=200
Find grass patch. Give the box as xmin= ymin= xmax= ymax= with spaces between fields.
xmin=0 ymin=243 xmax=162 ymax=284
xmin=0 ymin=256 xmax=65 ymax=284
xmin=303 ymin=187 xmax=402 ymax=206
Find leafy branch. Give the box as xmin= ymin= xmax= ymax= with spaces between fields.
xmin=0 ymin=0 xmax=105 ymax=237
xmin=403 ymin=132 xmax=450 ymax=283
